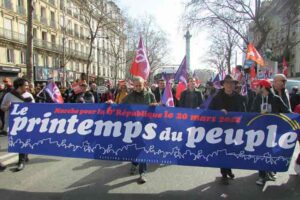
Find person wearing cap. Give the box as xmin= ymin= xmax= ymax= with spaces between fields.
xmin=121 ymin=76 xmax=158 ymax=184
xmin=273 ymin=74 xmax=291 ymax=111
xmin=153 ymin=79 xmax=166 ymax=103
xmin=179 ymin=77 xmax=203 ymax=108
xmin=75 ymin=81 xmax=95 ymax=103
xmin=209 ymin=74 xmax=243 ymax=185
xmin=251 ymin=79 xmax=289 ymax=186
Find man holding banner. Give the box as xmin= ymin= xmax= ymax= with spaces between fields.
xmin=209 ymin=75 xmax=243 ymax=185
xmin=1 ymin=78 xmax=35 ymax=171
xmin=179 ymin=77 xmax=203 ymax=109
xmin=251 ymin=79 xmax=290 ymax=185
xmin=122 ymin=76 xmax=158 ymax=184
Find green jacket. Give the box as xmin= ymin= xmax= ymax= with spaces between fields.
xmin=122 ymin=90 xmax=156 ymax=105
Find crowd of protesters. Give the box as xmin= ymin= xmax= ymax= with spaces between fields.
xmin=0 ymin=72 xmax=299 ymax=186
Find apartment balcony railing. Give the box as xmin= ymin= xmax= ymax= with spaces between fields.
xmin=63 ymin=48 xmax=89 ymax=60
xmin=3 ymin=0 xmax=13 ymax=10
xmin=0 ymin=27 xmax=89 ymax=60
xmin=35 ymin=39 xmax=66 ymax=53
xmin=17 ymin=5 xmax=26 ymax=16
xmin=50 ymin=20 xmax=56 ymax=29
xmin=0 ymin=28 xmax=26 ymax=43
xmin=40 ymin=16 xmax=48 ymax=26
xmin=49 ymin=0 xmax=55 ymax=6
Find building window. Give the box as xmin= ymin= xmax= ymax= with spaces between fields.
xmin=42 ymin=31 xmax=47 ymax=41
xmin=20 ymin=51 xmax=26 ymax=64
xmin=4 ymin=18 xmax=12 ymax=30
xmin=43 ymin=55 xmax=48 ymax=67
xmin=75 ymin=62 xmax=79 ymax=71
xmin=33 ymin=28 xmax=37 ymax=38
xmin=33 ymin=53 xmax=38 ymax=66
xmin=7 ymin=49 xmax=14 ymax=63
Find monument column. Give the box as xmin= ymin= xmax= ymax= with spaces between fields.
xmin=184 ymin=30 xmax=192 ymax=71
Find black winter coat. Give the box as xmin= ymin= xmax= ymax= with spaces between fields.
xmin=251 ymin=93 xmax=290 ymax=114
xmin=208 ymin=89 xmax=243 ymax=112
xmin=179 ymin=89 xmax=203 ymax=108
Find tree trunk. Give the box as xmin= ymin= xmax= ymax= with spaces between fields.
xmin=26 ymin=0 xmax=34 ymax=84
xmin=86 ymin=39 xmax=94 ymax=84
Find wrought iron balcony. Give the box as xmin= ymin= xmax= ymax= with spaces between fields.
xmin=0 ymin=27 xmax=89 ymax=60
xmin=0 ymin=28 xmax=26 ymax=43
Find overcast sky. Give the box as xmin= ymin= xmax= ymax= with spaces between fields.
xmin=116 ymin=0 xmax=212 ymax=71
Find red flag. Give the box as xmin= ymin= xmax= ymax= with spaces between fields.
xmin=45 ymin=81 xmax=64 ymax=103
xmin=71 ymin=81 xmax=83 ymax=94
xmin=282 ymin=57 xmax=288 ymax=76
xmin=130 ymin=37 xmax=150 ymax=80
xmin=174 ymin=56 xmax=188 ymax=100
xmin=176 ymin=82 xmax=186 ymax=100
xmin=246 ymin=43 xmax=265 ymax=66
xmin=250 ymin=64 xmax=257 ymax=80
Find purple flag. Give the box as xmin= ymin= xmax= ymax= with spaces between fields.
xmin=174 ymin=56 xmax=189 ymax=100
xmin=174 ymin=56 xmax=188 ymax=84
xmin=161 ymin=80 xmax=174 ymax=107
xmin=212 ymin=74 xmax=222 ymax=89
xmin=200 ymin=94 xmax=215 ymax=110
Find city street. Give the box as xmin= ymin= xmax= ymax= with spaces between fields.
xmin=0 ymin=135 xmax=299 ymax=200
